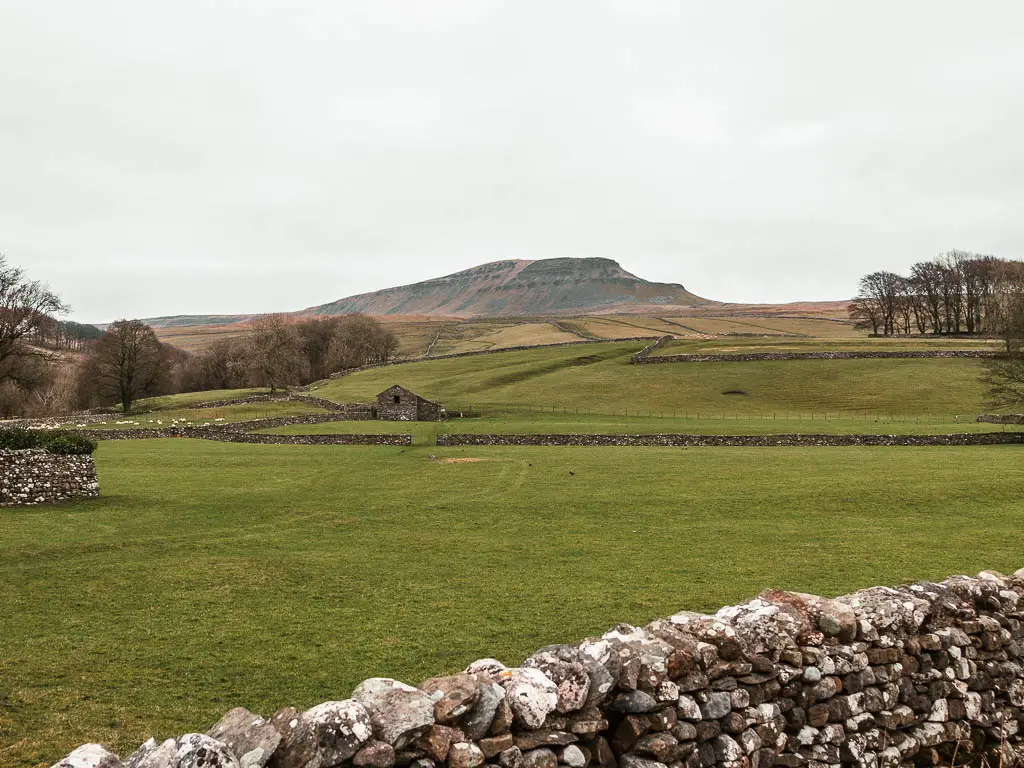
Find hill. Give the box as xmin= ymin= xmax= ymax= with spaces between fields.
xmin=303 ymin=257 xmax=708 ymax=317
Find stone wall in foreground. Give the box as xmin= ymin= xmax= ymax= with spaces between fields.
xmin=52 ymin=569 xmax=1024 ymax=768
xmin=436 ymin=433 xmax=1024 ymax=447
xmin=0 ymin=448 xmax=98 ymax=506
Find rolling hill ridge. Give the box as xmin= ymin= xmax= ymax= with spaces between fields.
xmin=303 ymin=257 xmax=708 ymax=317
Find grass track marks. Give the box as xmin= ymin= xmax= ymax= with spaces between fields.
xmin=470 ymin=348 xmax=628 ymax=392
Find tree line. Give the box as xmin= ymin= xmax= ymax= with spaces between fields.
xmin=849 ymin=251 xmax=1024 ymax=336
xmin=74 ymin=313 xmax=399 ymax=413
xmin=0 ymin=253 xmax=399 ymax=416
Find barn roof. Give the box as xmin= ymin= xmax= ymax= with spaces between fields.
xmin=376 ymin=385 xmax=440 ymax=406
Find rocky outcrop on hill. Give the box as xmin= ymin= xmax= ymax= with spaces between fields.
xmin=49 ymin=569 xmax=1024 ymax=768
xmin=306 ymin=259 xmax=707 ymax=318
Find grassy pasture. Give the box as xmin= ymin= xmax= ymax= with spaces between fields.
xmin=651 ymin=336 xmax=1002 ymax=355
xmin=2 ymin=439 xmax=1023 ymax=766
xmin=312 ymin=341 xmax=996 ymax=417
xmin=131 ymin=388 xmax=272 ymax=412
xmin=154 ymin=312 xmax=864 ymax=355
xmin=78 ymin=400 xmax=329 ymax=430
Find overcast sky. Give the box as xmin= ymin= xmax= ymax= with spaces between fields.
xmin=3 ymin=1 xmax=1023 ymax=321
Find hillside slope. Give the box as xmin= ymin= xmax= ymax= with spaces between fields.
xmin=304 ymin=257 xmax=708 ymax=317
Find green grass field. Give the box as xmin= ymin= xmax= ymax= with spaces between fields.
xmin=650 ymin=336 xmax=1002 ymax=355
xmin=2 ymin=439 xmax=1023 ymax=766
xmin=77 ymin=400 xmax=329 ymax=430
xmin=130 ymin=388 xmax=273 ymax=412
xmin=311 ymin=341 xmax=998 ymax=417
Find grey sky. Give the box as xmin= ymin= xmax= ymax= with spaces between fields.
xmin=3 ymin=1 xmax=1023 ymax=321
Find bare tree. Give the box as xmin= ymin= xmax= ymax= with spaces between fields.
xmin=297 ymin=316 xmax=345 ymax=382
xmin=0 ymin=254 xmax=68 ymax=387
xmin=327 ymin=314 xmax=399 ymax=371
xmin=980 ymin=265 xmax=1024 ymax=409
xmin=247 ymin=314 xmax=306 ymax=392
xmin=81 ymin=320 xmax=171 ymax=413
xmin=910 ymin=260 xmax=945 ymax=334
xmin=848 ymin=296 xmax=882 ymax=335
xmin=850 ymin=272 xmax=904 ymax=335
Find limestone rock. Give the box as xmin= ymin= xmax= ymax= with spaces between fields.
xmin=302 ymin=700 xmax=374 ymax=764
xmin=497 ymin=747 xmax=522 ymax=768
xmin=420 ymin=675 xmax=479 ymax=724
xmin=461 ymin=682 xmax=504 ymax=740
xmin=447 ymin=743 xmax=484 ymax=768
xmin=208 ymin=707 xmax=281 ymax=768
xmin=523 ymin=646 xmax=591 ymax=713
xmin=464 ymin=659 xmax=507 ymax=681
xmin=352 ymin=679 xmax=435 ymax=748
xmin=559 ymin=745 xmax=587 ymax=768
xmin=176 ymin=734 xmax=240 ymax=768
xmin=52 ymin=745 xmax=123 ymax=768
xmin=506 ymin=668 xmax=558 ymax=729
xmin=512 ymin=730 xmax=577 ymax=750
xmin=519 ymin=748 xmax=557 ymax=768
xmin=268 ymin=707 xmax=318 ymax=768
xmin=415 ymin=725 xmax=460 ymax=762
xmin=353 ymin=741 xmax=396 ymax=768
xmin=124 ymin=739 xmax=177 ymax=768
xmin=575 ymin=640 xmax=618 ymax=707
xmin=478 ymin=734 xmax=514 ymax=758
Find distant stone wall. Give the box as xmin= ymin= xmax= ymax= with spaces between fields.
xmin=977 ymin=414 xmax=1024 ymax=424
xmin=75 ymin=420 xmax=410 ymax=446
xmin=0 ymin=449 xmax=99 ymax=506
xmin=436 ymin=433 xmax=1024 ymax=447
xmin=51 ymin=568 xmax=1024 ymax=768
xmin=633 ymin=350 xmax=1000 ymax=365
xmin=187 ymin=394 xmax=292 ymax=409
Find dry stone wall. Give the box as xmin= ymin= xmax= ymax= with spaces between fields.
xmin=977 ymin=415 xmax=1024 ymax=425
xmin=633 ymin=351 xmax=999 ymax=365
xmin=0 ymin=448 xmax=99 ymax=506
xmin=75 ymin=421 xmax=410 ymax=446
xmin=52 ymin=569 xmax=1024 ymax=768
xmin=436 ymin=433 xmax=1024 ymax=447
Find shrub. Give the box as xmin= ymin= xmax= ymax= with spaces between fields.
xmin=0 ymin=428 xmax=97 ymax=455
xmin=0 ymin=428 xmax=42 ymax=450
xmin=40 ymin=433 xmax=97 ymax=456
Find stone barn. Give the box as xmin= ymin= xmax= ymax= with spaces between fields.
xmin=375 ymin=385 xmax=443 ymax=421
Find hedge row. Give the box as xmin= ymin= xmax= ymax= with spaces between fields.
xmin=0 ymin=428 xmax=97 ymax=455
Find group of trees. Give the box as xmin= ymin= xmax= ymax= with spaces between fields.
xmin=0 ymin=253 xmax=400 ymax=416
xmin=27 ymin=318 xmax=103 ymax=350
xmin=178 ymin=313 xmax=398 ymax=396
xmin=0 ymin=255 xmax=70 ymax=417
xmin=73 ymin=312 xmax=399 ymax=413
xmin=849 ymin=251 xmax=1024 ymax=337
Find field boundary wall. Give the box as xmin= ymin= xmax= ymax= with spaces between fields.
xmin=436 ymin=433 xmax=1024 ymax=447
xmin=632 ymin=350 xmax=1000 ymax=364
xmin=977 ymin=414 xmax=1024 ymax=424
xmin=0 ymin=448 xmax=99 ymax=506
xmin=51 ymin=568 xmax=1024 ymax=768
